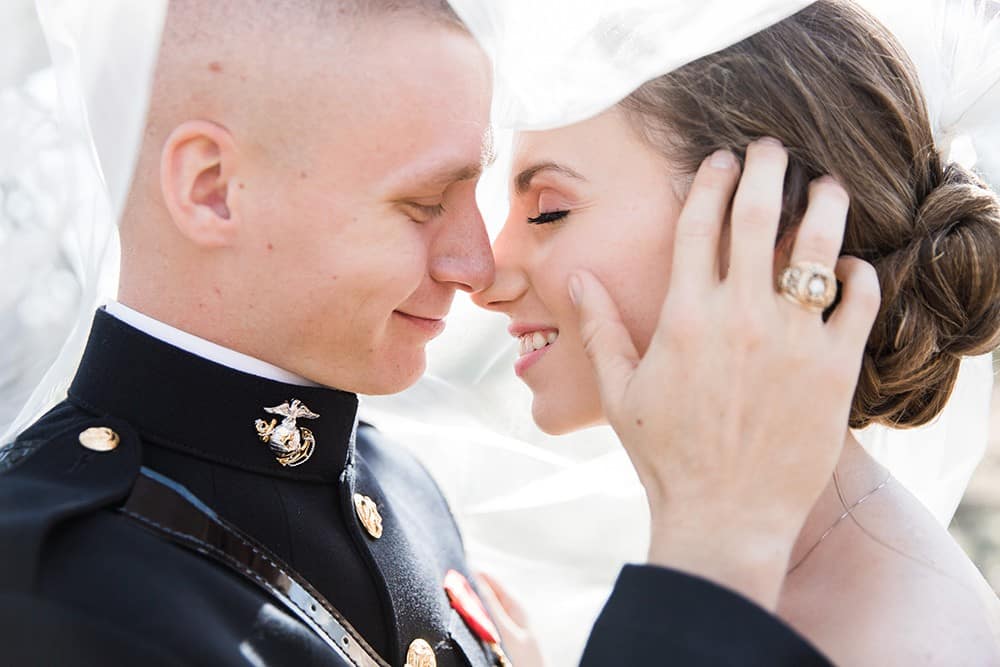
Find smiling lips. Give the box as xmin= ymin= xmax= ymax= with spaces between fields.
xmin=518 ymin=330 xmax=559 ymax=356
xmin=395 ymin=310 xmax=447 ymax=338
xmin=509 ymin=325 xmax=559 ymax=377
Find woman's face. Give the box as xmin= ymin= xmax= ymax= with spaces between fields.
xmin=473 ymin=108 xmax=686 ymax=434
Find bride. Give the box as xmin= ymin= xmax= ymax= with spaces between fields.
xmin=472 ymin=0 xmax=1000 ymax=663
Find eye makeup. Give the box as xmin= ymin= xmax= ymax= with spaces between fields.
xmin=527 ymin=210 xmax=569 ymax=224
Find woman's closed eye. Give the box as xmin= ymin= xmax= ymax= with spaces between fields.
xmin=527 ymin=210 xmax=569 ymax=225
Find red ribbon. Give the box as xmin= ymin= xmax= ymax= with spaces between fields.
xmin=443 ymin=569 xmax=501 ymax=645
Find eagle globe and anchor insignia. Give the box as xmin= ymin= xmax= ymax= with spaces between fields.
xmin=254 ymin=399 xmax=320 ymax=467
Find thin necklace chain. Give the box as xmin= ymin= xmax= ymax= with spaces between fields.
xmin=787 ymin=473 xmax=891 ymax=575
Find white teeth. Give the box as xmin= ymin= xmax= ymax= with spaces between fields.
xmin=518 ymin=330 xmax=559 ymax=355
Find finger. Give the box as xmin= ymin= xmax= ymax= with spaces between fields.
xmin=825 ymin=256 xmax=881 ymax=349
xmin=787 ymin=176 xmax=849 ymax=269
xmin=669 ymin=150 xmax=741 ymax=293
xmin=569 ymin=271 xmax=640 ymax=407
xmin=728 ymin=137 xmax=789 ymax=288
xmin=474 ymin=574 xmax=521 ymax=632
xmin=476 ymin=572 xmax=529 ymax=627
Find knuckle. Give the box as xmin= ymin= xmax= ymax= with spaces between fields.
xmin=675 ymin=219 xmax=716 ymax=241
xmin=734 ymin=196 xmax=780 ymax=229
xmin=577 ymin=318 xmax=605 ymax=353
xmin=663 ymin=296 xmax=710 ymax=344
xmin=665 ymin=309 xmax=704 ymax=344
xmin=796 ymin=226 xmax=843 ymax=256
xmin=728 ymin=310 xmax=765 ymax=348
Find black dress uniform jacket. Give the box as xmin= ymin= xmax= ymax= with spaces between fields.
xmin=0 ymin=310 xmax=832 ymax=666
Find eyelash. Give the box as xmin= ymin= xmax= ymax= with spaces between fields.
xmin=527 ymin=210 xmax=569 ymax=225
xmin=411 ymin=203 xmax=446 ymax=221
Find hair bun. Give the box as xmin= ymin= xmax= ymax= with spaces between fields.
xmin=852 ymin=162 xmax=1000 ymax=429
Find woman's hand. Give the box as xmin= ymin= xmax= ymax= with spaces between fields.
xmin=476 ymin=573 xmax=546 ymax=667
xmin=570 ymin=138 xmax=881 ymax=610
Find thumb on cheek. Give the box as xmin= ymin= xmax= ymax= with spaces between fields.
xmin=568 ymin=270 xmax=640 ymax=406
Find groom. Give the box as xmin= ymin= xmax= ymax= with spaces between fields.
xmin=1 ymin=2 xmax=866 ymax=665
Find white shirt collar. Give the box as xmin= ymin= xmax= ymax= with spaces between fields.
xmin=104 ymin=301 xmax=321 ymax=388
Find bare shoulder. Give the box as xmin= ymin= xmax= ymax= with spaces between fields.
xmin=779 ymin=479 xmax=1000 ymax=666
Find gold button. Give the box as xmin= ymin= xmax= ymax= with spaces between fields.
xmin=353 ymin=493 xmax=383 ymax=539
xmin=405 ymin=638 xmax=436 ymax=667
xmin=78 ymin=427 xmax=120 ymax=452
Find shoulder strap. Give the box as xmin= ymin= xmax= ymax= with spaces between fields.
xmin=0 ymin=417 xmax=142 ymax=594
xmin=120 ymin=468 xmax=390 ymax=667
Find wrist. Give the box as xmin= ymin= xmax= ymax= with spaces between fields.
xmin=646 ymin=506 xmax=800 ymax=611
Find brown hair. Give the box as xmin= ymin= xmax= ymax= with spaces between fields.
xmin=620 ymin=0 xmax=1000 ymax=429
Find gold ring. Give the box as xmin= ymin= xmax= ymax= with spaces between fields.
xmin=778 ymin=261 xmax=837 ymax=312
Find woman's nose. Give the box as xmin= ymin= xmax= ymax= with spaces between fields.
xmin=471 ymin=221 xmax=528 ymax=311
xmin=472 ymin=264 xmax=529 ymax=311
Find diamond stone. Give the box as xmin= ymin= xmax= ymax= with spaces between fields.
xmin=807 ymin=276 xmax=826 ymax=298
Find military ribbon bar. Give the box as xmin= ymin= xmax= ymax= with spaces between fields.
xmin=443 ymin=569 xmax=512 ymax=667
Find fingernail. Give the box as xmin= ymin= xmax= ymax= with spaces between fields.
xmin=709 ymin=150 xmax=736 ymax=169
xmin=568 ymin=274 xmax=583 ymax=305
xmin=756 ymin=136 xmax=783 ymax=147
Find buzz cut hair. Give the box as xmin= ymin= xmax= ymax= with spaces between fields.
xmin=163 ymin=0 xmax=465 ymax=39
xmin=338 ymin=0 xmax=463 ymax=23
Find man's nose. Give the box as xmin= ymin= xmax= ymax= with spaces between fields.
xmin=429 ymin=206 xmax=495 ymax=293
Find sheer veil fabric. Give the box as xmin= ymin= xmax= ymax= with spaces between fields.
xmin=1 ymin=1 xmax=997 ymax=664
xmin=369 ymin=1 xmax=1000 ymax=662
xmin=1 ymin=0 xmax=166 ymax=443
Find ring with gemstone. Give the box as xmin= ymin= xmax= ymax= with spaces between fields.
xmin=777 ymin=261 xmax=837 ymax=313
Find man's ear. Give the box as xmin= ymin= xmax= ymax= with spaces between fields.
xmin=160 ymin=120 xmax=240 ymax=247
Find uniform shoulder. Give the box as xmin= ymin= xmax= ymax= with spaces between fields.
xmin=0 ymin=408 xmax=142 ymax=593
xmin=1 ymin=402 xmax=86 ymax=473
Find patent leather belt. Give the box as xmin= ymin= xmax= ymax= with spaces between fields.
xmin=120 ymin=467 xmax=389 ymax=667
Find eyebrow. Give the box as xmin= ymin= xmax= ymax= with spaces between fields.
xmin=514 ymin=162 xmax=586 ymax=195
xmin=424 ymin=162 xmax=484 ymax=188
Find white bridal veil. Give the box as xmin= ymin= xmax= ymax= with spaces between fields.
xmin=0 ymin=0 xmax=167 ymax=442
xmin=369 ymin=1 xmax=1000 ymax=662
xmin=2 ymin=1 xmax=998 ymax=664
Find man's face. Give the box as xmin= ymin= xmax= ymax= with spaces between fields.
xmin=230 ymin=19 xmax=494 ymax=394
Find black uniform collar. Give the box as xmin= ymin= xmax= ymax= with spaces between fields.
xmin=68 ymin=309 xmax=359 ymax=483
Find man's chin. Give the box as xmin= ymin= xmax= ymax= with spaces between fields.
xmin=355 ymin=353 xmax=427 ymax=396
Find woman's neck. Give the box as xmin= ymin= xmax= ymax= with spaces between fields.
xmin=787 ymin=432 xmax=890 ymax=574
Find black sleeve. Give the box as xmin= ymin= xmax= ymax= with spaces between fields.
xmin=0 ymin=593 xmax=182 ymax=667
xmin=580 ymin=564 xmax=833 ymax=666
